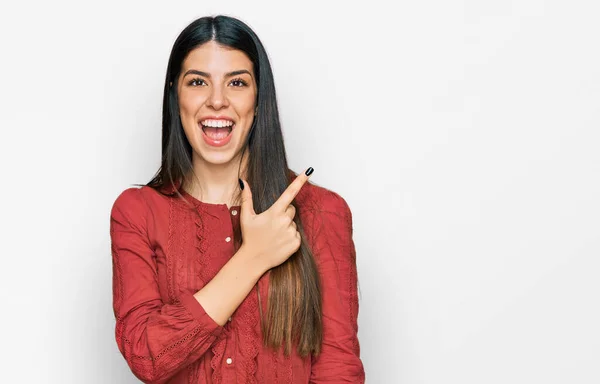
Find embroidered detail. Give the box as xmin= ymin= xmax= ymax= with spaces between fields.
xmin=235 ymin=286 xmax=260 ymax=384
xmin=167 ymin=198 xmax=176 ymax=301
xmin=271 ymin=348 xmax=278 ymax=382
xmin=283 ymin=352 xmax=293 ymax=383
xmin=194 ymin=204 xmax=210 ymax=289
xmin=270 ymin=347 xmax=293 ymax=383
xmin=149 ymin=183 xmax=361 ymax=382
xmin=210 ymin=332 xmax=226 ymax=383
xmin=154 ymin=325 xmax=203 ymax=360
xmin=185 ymin=202 xmax=260 ymax=384
xmin=169 ymin=198 xmax=194 ymax=300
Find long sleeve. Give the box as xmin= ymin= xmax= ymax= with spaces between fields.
xmin=306 ymin=192 xmax=365 ymax=383
xmin=110 ymin=188 xmax=223 ymax=384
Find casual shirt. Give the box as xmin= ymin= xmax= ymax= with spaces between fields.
xmin=109 ymin=179 xmax=364 ymax=383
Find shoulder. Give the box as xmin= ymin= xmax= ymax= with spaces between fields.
xmin=111 ymin=186 xmax=147 ymax=215
xmin=111 ymin=185 xmax=172 ymax=213
xmin=111 ymin=185 xmax=168 ymax=225
xmin=110 ymin=187 xmax=148 ymax=231
xmin=296 ymin=180 xmax=353 ymax=233
xmin=297 ymin=180 xmax=350 ymax=211
xmin=296 ymin=181 xmax=356 ymax=266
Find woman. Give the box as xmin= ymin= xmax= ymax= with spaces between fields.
xmin=110 ymin=15 xmax=364 ymax=383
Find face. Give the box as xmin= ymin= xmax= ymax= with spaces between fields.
xmin=177 ymin=41 xmax=257 ymax=166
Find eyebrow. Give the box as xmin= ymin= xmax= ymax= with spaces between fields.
xmin=183 ymin=69 xmax=253 ymax=78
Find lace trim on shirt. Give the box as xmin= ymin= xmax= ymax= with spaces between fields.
xmin=235 ymin=286 xmax=260 ymax=383
xmin=186 ymin=203 xmax=260 ymax=383
xmin=167 ymin=198 xmax=176 ymax=301
xmin=193 ymin=203 xmax=210 ymax=288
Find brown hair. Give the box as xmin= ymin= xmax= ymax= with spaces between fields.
xmin=146 ymin=15 xmax=322 ymax=356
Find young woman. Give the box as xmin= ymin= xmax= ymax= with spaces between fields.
xmin=110 ymin=15 xmax=364 ymax=383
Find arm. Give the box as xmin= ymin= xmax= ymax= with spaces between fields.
xmin=308 ymin=193 xmax=365 ymax=383
xmin=110 ymin=188 xmax=265 ymax=384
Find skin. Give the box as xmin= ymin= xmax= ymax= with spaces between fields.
xmin=177 ymin=41 xmax=312 ymax=325
xmin=177 ymin=41 xmax=257 ymax=206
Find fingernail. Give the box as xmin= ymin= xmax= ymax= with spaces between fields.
xmin=305 ymin=167 xmax=314 ymax=176
xmin=238 ymin=178 xmax=244 ymax=190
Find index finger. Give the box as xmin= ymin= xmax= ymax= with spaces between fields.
xmin=271 ymin=167 xmax=313 ymax=212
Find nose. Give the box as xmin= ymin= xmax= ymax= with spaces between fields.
xmin=206 ymin=84 xmax=229 ymax=110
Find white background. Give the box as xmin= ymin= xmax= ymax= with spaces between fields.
xmin=1 ymin=0 xmax=599 ymax=383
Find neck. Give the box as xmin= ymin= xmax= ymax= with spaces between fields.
xmin=184 ymin=152 xmax=248 ymax=207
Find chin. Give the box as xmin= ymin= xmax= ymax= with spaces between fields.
xmin=197 ymin=148 xmax=240 ymax=166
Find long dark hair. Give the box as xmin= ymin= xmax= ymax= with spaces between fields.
xmin=146 ymin=15 xmax=322 ymax=356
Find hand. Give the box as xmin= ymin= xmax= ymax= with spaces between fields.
xmin=238 ymin=167 xmax=313 ymax=271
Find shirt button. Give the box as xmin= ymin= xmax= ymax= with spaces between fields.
xmin=231 ymin=209 xmax=238 ymax=216
xmin=226 ymin=358 xmax=233 ymax=365
xmin=228 ymin=317 xmax=232 ymax=322
xmin=225 ymin=237 xmax=231 ymax=243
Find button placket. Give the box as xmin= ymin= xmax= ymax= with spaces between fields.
xmin=221 ymin=319 xmax=237 ymax=372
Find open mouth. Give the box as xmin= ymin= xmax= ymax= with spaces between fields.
xmin=199 ymin=119 xmax=235 ymax=146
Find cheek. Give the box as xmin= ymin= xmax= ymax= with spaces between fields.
xmin=179 ymin=91 xmax=205 ymax=118
xmin=232 ymin=95 xmax=256 ymax=117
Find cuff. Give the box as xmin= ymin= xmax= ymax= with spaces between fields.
xmin=179 ymin=292 xmax=225 ymax=336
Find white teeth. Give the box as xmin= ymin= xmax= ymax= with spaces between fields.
xmin=201 ymin=119 xmax=234 ymax=128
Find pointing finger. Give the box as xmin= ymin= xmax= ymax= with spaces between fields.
xmin=271 ymin=167 xmax=313 ymax=212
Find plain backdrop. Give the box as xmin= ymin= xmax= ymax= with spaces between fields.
xmin=1 ymin=0 xmax=599 ymax=383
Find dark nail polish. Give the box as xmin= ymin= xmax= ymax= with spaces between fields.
xmin=238 ymin=178 xmax=244 ymax=190
xmin=305 ymin=167 xmax=314 ymax=176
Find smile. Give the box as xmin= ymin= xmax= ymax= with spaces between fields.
xmin=199 ymin=118 xmax=235 ymax=147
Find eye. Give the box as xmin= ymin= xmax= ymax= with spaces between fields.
xmin=188 ymin=77 xmax=207 ymax=87
xmin=229 ymin=78 xmax=248 ymax=87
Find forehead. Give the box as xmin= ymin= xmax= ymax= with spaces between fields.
xmin=182 ymin=41 xmax=254 ymax=74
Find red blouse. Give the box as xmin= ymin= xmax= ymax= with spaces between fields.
xmin=109 ymin=179 xmax=364 ymax=383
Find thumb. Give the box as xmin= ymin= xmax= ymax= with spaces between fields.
xmin=239 ymin=178 xmax=256 ymax=217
